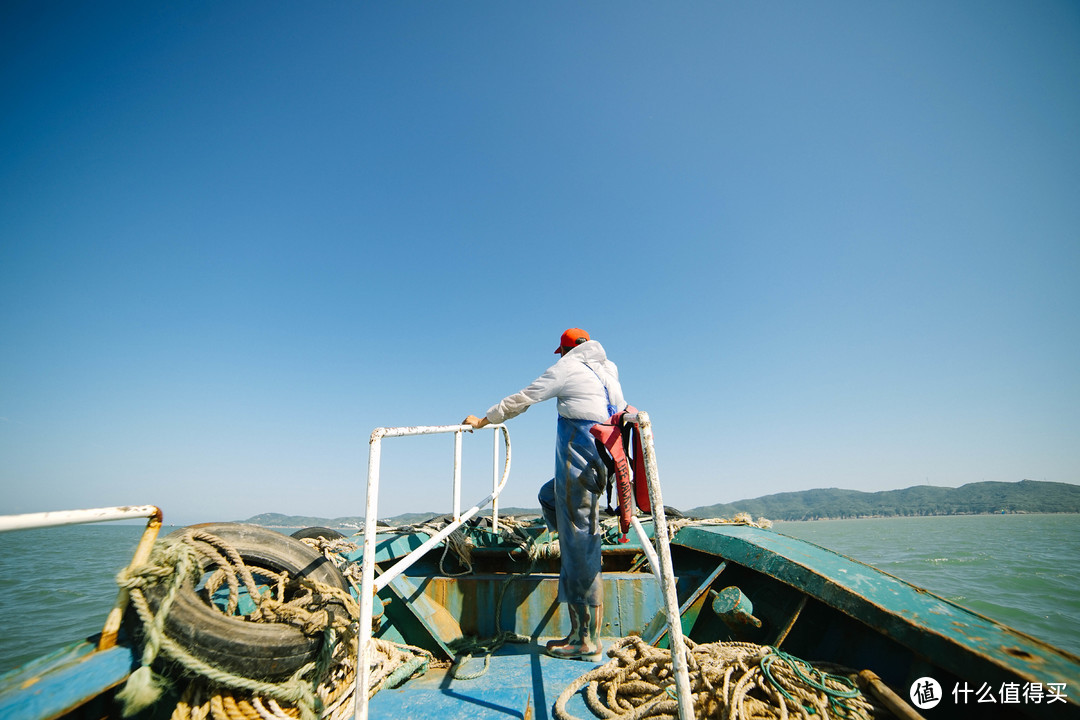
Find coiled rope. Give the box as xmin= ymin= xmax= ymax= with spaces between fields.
xmin=116 ymin=529 xmax=433 ymax=720
xmin=554 ymin=636 xmax=884 ymax=720
xmin=445 ymin=523 xmax=547 ymax=681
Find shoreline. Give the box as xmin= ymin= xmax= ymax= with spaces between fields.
xmin=770 ymin=510 xmax=1080 ymax=522
xmin=235 ymin=509 xmax=1080 ymax=530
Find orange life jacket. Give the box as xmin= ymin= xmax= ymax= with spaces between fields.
xmin=590 ymin=405 xmax=651 ymax=541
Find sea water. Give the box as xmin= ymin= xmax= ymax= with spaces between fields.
xmin=773 ymin=514 xmax=1080 ymax=657
xmin=0 ymin=524 xmax=160 ymax=671
xmin=0 ymin=515 xmax=1077 ymax=673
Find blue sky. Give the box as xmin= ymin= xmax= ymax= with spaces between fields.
xmin=2 ymin=2 xmax=1078 ymax=525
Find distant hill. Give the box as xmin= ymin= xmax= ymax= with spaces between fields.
xmin=687 ymin=480 xmax=1080 ymax=521
xmin=241 ymin=513 xmax=358 ymax=529
xmin=240 ymin=506 xmax=543 ymax=530
xmin=241 ymin=480 xmax=1079 ymax=528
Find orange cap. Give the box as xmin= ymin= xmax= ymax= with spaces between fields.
xmin=555 ymin=328 xmax=590 ymax=354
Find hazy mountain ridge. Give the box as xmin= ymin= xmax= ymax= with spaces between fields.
xmin=240 ymin=507 xmax=543 ymax=529
xmin=240 ymin=480 xmax=1079 ymax=528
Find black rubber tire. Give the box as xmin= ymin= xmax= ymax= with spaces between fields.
xmin=145 ymin=522 xmax=348 ymax=680
xmin=290 ymin=526 xmax=347 ymax=541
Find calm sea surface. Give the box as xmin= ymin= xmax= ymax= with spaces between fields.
xmin=773 ymin=514 xmax=1080 ymax=658
xmin=1 ymin=515 xmax=1078 ymax=672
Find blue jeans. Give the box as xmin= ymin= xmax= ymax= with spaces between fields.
xmin=538 ymin=416 xmax=609 ymax=606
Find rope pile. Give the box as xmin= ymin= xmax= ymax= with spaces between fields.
xmin=555 ymin=636 xmax=885 ymax=720
xmin=164 ymin=636 xmax=356 ymax=720
xmin=350 ymin=516 xmax=482 ymax=575
xmin=663 ymin=513 xmax=773 ymax=540
xmin=297 ymin=536 xmax=365 ymax=602
xmin=345 ymin=508 xmax=773 ymax=565
xmin=116 ymin=529 xmax=433 ymax=720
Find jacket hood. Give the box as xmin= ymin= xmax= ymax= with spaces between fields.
xmin=562 ymin=339 xmax=607 ymax=364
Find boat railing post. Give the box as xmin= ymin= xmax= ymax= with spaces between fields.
xmin=491 ymin=429 xmax=500 ymax=533
xmin=453 ymin=429 xmax=463 ymax=522
xmin=634 ymin=411 xmax=695 ymax=720
xmin=354 ymin=428 xmax=385 ymax=720
xmin=99 ymin=508 xmax=164 ymax=650
xmin=351 ymin=422 xmax=510 ymax=720
xmin=629 ymin=516 xmax=664 ymax=588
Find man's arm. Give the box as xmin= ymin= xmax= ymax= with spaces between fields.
xmin=463 ymin=362 xmax=564 ymax=430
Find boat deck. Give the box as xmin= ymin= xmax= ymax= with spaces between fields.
xmin=368 ymin=639 xmax=608 ymax=720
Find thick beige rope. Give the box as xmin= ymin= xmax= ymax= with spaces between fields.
xmin=554 ymin=636 xmax=883 ymax=720
xmin=120 ymin=529 xmax=431 ymax=720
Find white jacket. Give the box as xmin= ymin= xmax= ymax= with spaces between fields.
xmin=486 ymin=340 xmax=627 ymax=424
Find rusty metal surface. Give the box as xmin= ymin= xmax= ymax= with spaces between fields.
xmin=418 ymin=572 xmax=665 ymax=640
xmin=383 ymin=573 xmax=464 ymax=657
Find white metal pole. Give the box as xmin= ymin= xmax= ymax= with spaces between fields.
xmin=491 ymin=430 xmax=500 ymax=533
xmin=452 ymin=430 xmax=463 ymax=522
xmin=0 ymin=505 xmax=162 ymax=532
xmin=354 ymin=430 xmax=385 ymax=720
xmin=636 ymin=412 xmax=695 ymax=720
xmin=630 ymin=516 xmax=664 ymax=587
xmin=373 ymin=505 xmax=476 ymax=591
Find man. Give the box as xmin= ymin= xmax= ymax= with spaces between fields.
xmin=463 ymin=328 xmax=627 ymax=660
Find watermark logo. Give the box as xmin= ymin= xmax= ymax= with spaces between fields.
xmin=907 ymin=678 xmax=1068 ymax=708
xmin=910 ymin=677 xmax=942 ymax=709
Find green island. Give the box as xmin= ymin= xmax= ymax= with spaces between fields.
xmin=241 ymin=479 xmax=1079 ymax=527
xmin=687 ymin=478 xmax=1080 ymax=521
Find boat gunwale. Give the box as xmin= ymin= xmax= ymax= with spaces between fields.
xmin=672 ymin=523 xmax=1080 ymax=696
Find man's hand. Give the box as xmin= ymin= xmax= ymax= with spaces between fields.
xmin=462 ymin=415 xmax=489 ymax=430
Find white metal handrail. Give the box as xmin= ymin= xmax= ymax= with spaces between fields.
xmin=353 ymin=423 xmax=511 ymax=720
xmin=0 ymin=505 xmax=164 ymax=651
xmin=350 ymin=414 xmax=696 ymax=720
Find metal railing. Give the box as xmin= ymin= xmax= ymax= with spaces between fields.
xmin=353 ymin=423 xmax=511 ymax=720
xmin=351 ymin=412 xmax=694 ymax=720
xmin=0 ymin=505 xmax=164 ymax=650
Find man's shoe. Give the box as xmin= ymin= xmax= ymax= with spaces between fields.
xmin=544 ymin=601 xmax=578 ymax=651
xmin=544 ymin=604 xmax=603 ymax=661
xmin=545 ymin=640 xmax=603 ymax=661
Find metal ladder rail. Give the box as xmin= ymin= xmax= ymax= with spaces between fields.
xmin=354 ymin=423 xmax=511 ymax=720
xmin=627 ymin=411 xmax=695 ymax=720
